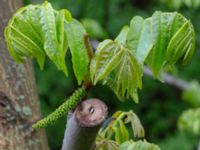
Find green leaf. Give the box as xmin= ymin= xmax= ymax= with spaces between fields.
xmin=90 ymin=40 xmax=142 ymax=101
xmin=40 ymin=2 xmax=68 ymax=75
xmin=99 ymin=111 xmax=144 ymax=141
xmin=114 ymin=120 xmax=129 ymax=144
xmin=120 ymin=140 xmax=160 ymax=150
xmin=125 ymin=111 xmax=145 ymax=138
xmin=91 ymin=11 xmax=195 ymax=102
xmin=119 ymin=140 xmax=135 ymax=150
xmin=127 ymin=16 xmax=153 ymax=64
xmin=145 ymin=12 xmax=175 ymax=76
xmin=65 ymin=19 xmax=90 ymax=85
xmin=4 ymin=2 xmax=73 ymax=75
xmin=90 ymin=39 xmax=118 ymax=84
xmin=126 ymin=11 xmax=195 ymax=77
xmin=5 ymin=5 xmax=45 ymax=69
xmin=95 ymin=135 xmax=119 ymax=150
xmin=115 ymin=26 xmax=129 ymax=45
xmin=166 ymin=21 xmax=195 ymax=65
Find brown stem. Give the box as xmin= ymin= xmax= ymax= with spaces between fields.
xmin=61 ymin=99 xmax=108 ymax=150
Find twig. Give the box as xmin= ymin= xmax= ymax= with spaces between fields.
xmin=143 ymin=66 xmax=190 ymax=90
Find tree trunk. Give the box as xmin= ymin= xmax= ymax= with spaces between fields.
xmin=0 ymin=0 xmax=49 ymax=149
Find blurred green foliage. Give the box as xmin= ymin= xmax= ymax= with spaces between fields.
xmin=23 ymin=0 xmax=200 ymax=149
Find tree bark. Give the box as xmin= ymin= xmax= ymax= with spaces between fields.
xmin=62 ymin=99 xmax=108 ymax=150
xmin=0 ymin=0 xmax=49 ymax=149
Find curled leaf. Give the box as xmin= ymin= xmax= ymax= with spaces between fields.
xmin=5 ymin=5 xmax=45 ymax=69
xmin=5 ymin=2 xmax=90 ymax=84
xmin=127 ymin=11 xmax=195 ymax=77
xmin=120 ymin=140 xmax=160 ymax=150
xmin=99 ymin=111 xmax=144 ymax=140
xmin=65 ymin=19 xmax=90 ymax=85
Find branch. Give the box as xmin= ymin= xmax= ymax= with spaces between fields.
xmin=143 ymin=66 xmax=190 ymax=90
xmin=62 ymin=99 xmax=108 ymax=150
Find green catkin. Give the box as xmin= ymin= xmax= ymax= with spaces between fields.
xmin=32 ymin=88 xmax=86 ymax=128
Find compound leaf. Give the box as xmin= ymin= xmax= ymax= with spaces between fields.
xmin=90 ymin=40 xmax=142 ymax=101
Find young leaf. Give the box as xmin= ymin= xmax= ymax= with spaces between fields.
xmin=90 ymin=39 xmax=119 ymax=84
xmin=99 ymin=111 xmax=144 ymax=141
xmin=40 ymin=2 xmax=68 ymax=75
xmin=115 ymin=26 xmax=129 ymax=45
xmin=90 ymin=40 xmax=142 ymax=101
xmin=166 ymin=21 xmax=195 ymax=65
xmin=125 ymin=111 xmax=145 ymax=138
xmin=120 ymin=140 xmax=160 ymax=150
xmin=4 ymin=2 xmax=73 ymax=74
xmin=114 ymin=120 xmax=129 ymax=144
xmin=65 ymin=19 xmax=90 ymax=85
xmin=126 ymin=11 xmax=195 ymax=77
xmin=4 ymin=5 xmax=45 ymax=69
xmin=127 ymin=16 xmax=153 ymax=64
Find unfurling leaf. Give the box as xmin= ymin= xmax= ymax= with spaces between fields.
xmin=40 ymin=2 xmax=69 ymax=75
xmin=95 ymin=135 xmax=119 ymax=150
xmin=91 ymin=11 xmax=195 ymax=102
xmin=127 ymin=11 xmax=195 ymax=77
xmin=99 ymin=111 xmax=144 ymax=141
xmin=125 ymin=110 xmax=145 ymax=138
xmin=65 ymin=19 xmax=90 ymax=85
xmin=5 ymin=5 xmax=45 ymax=69
xmin=114 ymin=120 xmax=129 ymax=144
xmin=90 ymin=40 xmax=142 ymax=101
xmin=5 ymin=2 xmax=90 ymax=84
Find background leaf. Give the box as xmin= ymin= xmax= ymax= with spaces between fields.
xmin=178 ymin=108 xmax=200 ymax=135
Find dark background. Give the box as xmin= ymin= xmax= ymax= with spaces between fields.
xmin=23 ymin=0 xmax=200 ymax=149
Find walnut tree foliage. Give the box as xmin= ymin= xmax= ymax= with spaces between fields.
xmin=4 ymin=1 xmax=196 ymax=149
xmin=5 ymin=2 xmax=195 ymax=103
xmin=95 ymin=111 xmax=160 ymax=150
xmin=90 ymin=12 xmax=195 ymax=102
